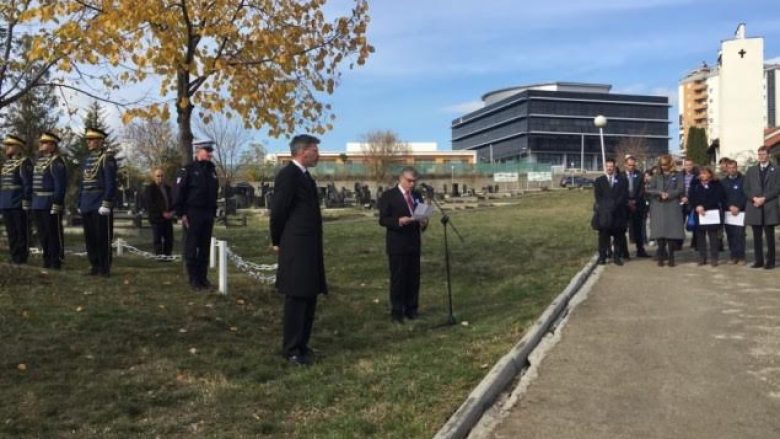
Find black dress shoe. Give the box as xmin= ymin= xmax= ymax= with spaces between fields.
xmin=614 ymin=258 xmax=624 ymax=266
xmin=405 ymin=310 xmax=419 ymax=320
xmin=751 ymin=262 xmax=765 ymax=268
xmin=286 ymin=354 xmax=312 ymax=366
xmin=597 ymin=258 xmax=607 ymax=265
xmin=391 ymin=314 xmax=404 ymax=324
xmin=636 ymin=250 xmax=651 ymax=258
xmin=764 ymin=263 xmax=775 ymax=270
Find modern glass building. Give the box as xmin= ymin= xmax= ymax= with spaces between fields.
xmin=451 ymin=82 xmax=670 ymax=169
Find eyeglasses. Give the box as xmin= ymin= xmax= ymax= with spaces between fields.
xmin=154 ymin=174 xmax=163 ymax=178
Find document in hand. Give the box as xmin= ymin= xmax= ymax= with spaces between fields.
xmin=724 ymin=211 xmax=745 ymax=227
xmin=698 ymin=209 xmax=721 ymax=225
xmin=412 ymin=203 xmax=435 ymax=221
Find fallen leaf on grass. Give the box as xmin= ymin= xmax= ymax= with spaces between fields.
xmin=17 ymin=363 xmax=27 ymax=371
xmin=189 ymin=348 xmax=198 ymax=355
xmin=236 ymin=299 xmax=246 ymax=305
xmin=229 ymin=326 xmax=238 ymax=332
xmin=76 ymin=306 xmax=84 ymax=312
xmin=461 ymin=321 xmax=469 ymax=327
xmin=21 ymin=310 xmax=29 ymax=319
xmin=373 ymin=298 xmax=380 ymax=304
xmin=163 ymin=281 xmax=172 ymax=286
xmin=158 ymin=304 xmax=166 ymax=309
xmin=179 ymin=328 xmax=188 ymax=333
xmin=123 ymin=279 xmax=130 ymax=285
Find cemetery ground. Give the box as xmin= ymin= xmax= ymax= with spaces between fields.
xmin=1 ymin=191 xmax=594 ymax=438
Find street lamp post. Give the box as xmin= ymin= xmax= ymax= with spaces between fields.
xmin=450 ymin=164 xmax=454 ymax=195
xmin=594 ymin=115 xmax=608 ymax=173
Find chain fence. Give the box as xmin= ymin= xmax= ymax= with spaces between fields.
xmin=224 ymin=246 xmax=277 ymax=284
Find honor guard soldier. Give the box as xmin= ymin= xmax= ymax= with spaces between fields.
xmin=32 ymin=132 xmax=67 ymax=269
xmin=173 ymin=140 xmax=219 ymax=291
xmin=1 ymin=134 xmax=33 ymax=263
xmin=78 ymin=127 xmax=117 ymax=276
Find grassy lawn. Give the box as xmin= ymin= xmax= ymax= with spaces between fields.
xmin=1 ymin=190 xmax=594 ymax=438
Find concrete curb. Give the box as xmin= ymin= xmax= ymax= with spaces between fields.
xmin=432 ymin=254 xmax=600 ymax=439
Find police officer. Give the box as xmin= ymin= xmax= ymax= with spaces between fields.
xmin=32 ymin=132 xmax=67 ymax=269
xmin=173 ymin=140 xmax=219 ymax=291
xmin=78 ymin=127 xmax=117 ymax=277
xmin=1 ymin=134 xmax=33 ymax=263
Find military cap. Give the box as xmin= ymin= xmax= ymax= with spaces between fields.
xmin=193 ymin=140 xmax=215 ymax=152
xmin=85 ymin=127 xmax=108 ymax=140
xmin=2 ymin=134 xmax=26 ymax=147
xmin=39 ymin=131 xmax=61 ymax=144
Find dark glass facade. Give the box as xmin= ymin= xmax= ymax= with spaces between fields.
xmin=451 ymin=89 xmax=670 ymax=169
xmin=769 ymin=69 xmax=776 ymax=128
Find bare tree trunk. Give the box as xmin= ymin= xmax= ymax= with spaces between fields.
xmin=176 ymin=70 xmax=194 ymax=165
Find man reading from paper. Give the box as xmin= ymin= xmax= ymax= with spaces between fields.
xmin=378 ymin=167 xmax=429 ymax=323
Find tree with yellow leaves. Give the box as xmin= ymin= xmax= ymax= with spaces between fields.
xmin=26 ymin=0 xmax=373 ymax=164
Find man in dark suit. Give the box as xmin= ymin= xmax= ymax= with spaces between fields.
xmin=621 ymin=156 xmax=649 ymax=259
xmin=270 ymin=134 xmax=327 ymax=366
xmin=144 ymin=167 xmax=174 ymax=258
xmin=743 ymin=146 xmax=780 ymax=269
xmin=378 ymin=166 xmax=428 ymax=323
xmin=592 ymin=158 xmax=628 ymax=265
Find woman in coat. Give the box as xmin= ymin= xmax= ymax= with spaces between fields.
xmin=646 ymin=155 xmax=685 ymax=267
xmin=688 ymin=167 xmax=726 ymax=266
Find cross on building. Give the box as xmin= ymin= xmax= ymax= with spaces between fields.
xmin=739 ymin=49 xmax=747 ymax=58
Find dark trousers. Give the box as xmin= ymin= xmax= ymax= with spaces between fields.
xmin=282 ymin=295 xmax=317 ymax=357
xmin=623 ymin=208 xmax=646 ymax=256
xmin=695 ymin=228 xmax=719 ymax=262
xmin=751 ymin=225 xmax=776 ymax=266
xmin=598 ymin=228 xmax=627 ymax=260
xmin=388 ymin=252 xmax=421 ymax=318
xmin=183 ymin=210 xmax=214 ymax=286
xmin=151 ymin=220 xmax=174 ymax=255
xmin=2 ymin=208 xmax=29 ymax=263
xmin=82 ymin=211 xmax=113 ymax=274
xmin=33 ymin=210 xmax=63 ymax=269
xmin=725 ymin=224 xmax=746 ymax=259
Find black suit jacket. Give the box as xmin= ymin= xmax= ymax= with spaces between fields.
xmin=378 ymin=186 xmax=423 ymax=254
xmin=622 ymin=170 xmax=645 ymax=213
xmin=144 ymin=182 xmax=172 ymax=224
xmin=270 ymin=162 xmax=327 ymax=297
xmin=592 ymin=174 xmax=629 ymax=231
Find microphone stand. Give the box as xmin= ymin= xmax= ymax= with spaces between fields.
xmin=423 ymin=186 xmax=464 ymax=326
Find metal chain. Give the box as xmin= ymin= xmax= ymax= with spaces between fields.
xmin=113 ymin=241 xmax=181 ymax=261
xmin=224 ymin=246 xmax=277 ymax=284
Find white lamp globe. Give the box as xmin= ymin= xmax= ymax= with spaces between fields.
xmin=594 ymin=115 xmax=607 ymax=128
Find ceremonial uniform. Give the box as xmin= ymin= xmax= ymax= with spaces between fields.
xmin=173 ymin=142 xmax=219 ymax=290
xmin=78 ymin=128 xmax=117 ymax=276
xmin=1 ymin=135 xmax=33 ymax=263
xmin=31 ymin=132 xmax=67 ymax=269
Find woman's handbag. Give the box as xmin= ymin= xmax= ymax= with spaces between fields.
xmin=686 ymin=210 xmax=697 ymax=232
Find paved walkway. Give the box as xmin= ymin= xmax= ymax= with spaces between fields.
xmin=486 ymin=250 xmax=780 ymax=439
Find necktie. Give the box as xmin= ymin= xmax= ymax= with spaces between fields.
xmin=404 ymin=191 xmax=414 ymax=214
xmin=628 ymin=173 xmax=634 ymax=193
xmin=609 ymin=176 xmax=614 ymax=188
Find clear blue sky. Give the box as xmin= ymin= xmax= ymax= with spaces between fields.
xmin=263 ymin=0 xmax=780 ymax=154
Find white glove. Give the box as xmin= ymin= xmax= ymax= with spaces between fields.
xmin=50 ymin=209 xmax=57 ymax=215
xmin=77 ymin=208 xmax=81 ymax=214
xmin=98 ymin=206 xmax=111 ymax=216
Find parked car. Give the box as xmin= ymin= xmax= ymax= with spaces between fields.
xmin=559 ymin=175 xmax=594 ymax=188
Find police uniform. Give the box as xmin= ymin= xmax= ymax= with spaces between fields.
xmin=32 ymin=132 xmax=67 ymax=269
xmin=173 ymin=141 xmax=219 ymax=290
xmin=78 ymin=128 xmax=117 ymax=276
xmin=1 ymin=135 xmax=33 ymax=263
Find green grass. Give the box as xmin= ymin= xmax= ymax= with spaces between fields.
xmin=0 ymin=190 xmax=594 ymax=438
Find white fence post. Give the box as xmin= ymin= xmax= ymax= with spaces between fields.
xmin=210 ymin=237 xmax=217 ymax=269
xmin=116 ymin=239 xmax=124 ymax=256
xmin=218 ymin=240 xmax=228 ymax=295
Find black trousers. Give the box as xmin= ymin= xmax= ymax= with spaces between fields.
xmin=33 ymin=210 xmax=63 ymax=268
xmin=82 ymin=211 xmax=113 ymax=274
xmin=388 ymin=252 xmax=421 ymax=318
xmin=151 ymin=220 xmax=174 ymax=255
xmin=695 ymin=228 xmax=719 ymax=262
xmin=751 ymin=225 xmax=776 ymax=266
xmin=183 ymin=210 xmax=214 ymax=286
xmin=282 ymin=295 xmax=317 ymax=357
xmin=598 ymin=228 xmax=627 ymax=260
xmin=2 ymin=208 xmax=29 ymax=263
xmin=725 ymin=224 xmax=746 ymax=259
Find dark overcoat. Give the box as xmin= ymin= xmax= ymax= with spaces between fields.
xmin=591 ymin=174 xmax=628 ymax=231
xmin=743 ymin=163 xmax=780 ymax=226
xmin=270 ymin=162 xmax=327 ymax=297
xmin=688 ymin=180 xmax=726 ymax=231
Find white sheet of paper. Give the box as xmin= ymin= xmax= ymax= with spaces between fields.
xmin=698 ymin=209 xmax=721 ymax=225
xmin=724 ymin=211 xmax=745 ymax=227
xmin=412 ymin=203 xmax=434 ymax=221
